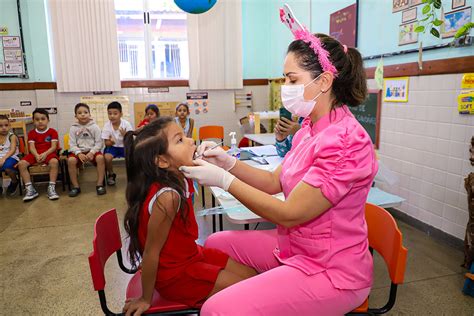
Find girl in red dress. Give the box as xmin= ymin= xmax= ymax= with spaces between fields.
xmin=122 ymin=117 xmax=256 ymax=315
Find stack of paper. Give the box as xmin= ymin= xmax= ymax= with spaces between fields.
xmin=240 ymin=145 xmax=278 ymax=157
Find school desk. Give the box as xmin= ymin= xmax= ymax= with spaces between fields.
xmin=244 ymin=133 xmax=276 ymax=146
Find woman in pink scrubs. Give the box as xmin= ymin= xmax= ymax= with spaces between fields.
xmin=181 ymin=33 xmax=378 ymax=316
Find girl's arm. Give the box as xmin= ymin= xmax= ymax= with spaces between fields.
xmin=124 ymin=191 xmax=179 ymax=315
xmin=187 ymin=118 xmax=194 ymax=138
xmin=229 ymin=162 xmax=282 ymax=195
xmin=228 ymin=178 xmax=331 ymax=228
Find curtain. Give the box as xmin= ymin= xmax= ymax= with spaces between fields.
xmin=187 ymin=0 xmax=242 ymax=90
xmin=48 ymin=0 xmax=121 ymax=92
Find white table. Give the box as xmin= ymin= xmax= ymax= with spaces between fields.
xmin=208 ymin=161 xmax=405 ymax=228
xmin=244 ymin=133 xmax=276 ymax=146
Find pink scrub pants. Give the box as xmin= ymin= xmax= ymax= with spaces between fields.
xmin=202 ymin=229 xmax=370 ymax=316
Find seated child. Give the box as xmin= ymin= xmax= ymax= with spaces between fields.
xmin=122 ymin=117 xmax=256 ymax=314
xmin=67 ymin=103 xmax=106 ymax=197
xmin=0 ymin=115 xmax=20 ymax=196
xmin=137 ymin=104 xmax=160 ymax=130
xmin=175 ymin=102 xmax=194 ymax=138
xmin=101 ymin=101 xmax=133 ymax=186
xmin=18 ymin=108 xmax=60 ymax=201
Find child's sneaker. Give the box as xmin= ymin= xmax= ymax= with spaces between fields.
xmin=23 ymin=185 xmax=39 ymax=202
xmin=6 ymin=182 xmax=18 ymax=196
xmin=68 ymin=187 xmax=81 ymax=197
xmin=47 ymin=184 xmax=60 ymax=200
xmin=96 ymin=185 xmax=106 ymax=195
xmin=107 ymin=173 xmax=116 ymax=186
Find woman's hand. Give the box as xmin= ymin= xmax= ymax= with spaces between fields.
xmin=123 ymin=297 xmax=150 ymax=316
xmin=195 ymin=141 xmax=236 ymax=171
xmin=274 ymin=118 xmax=300 ymax=142
xmin=180 ymin=159 xmax=236 ymax=191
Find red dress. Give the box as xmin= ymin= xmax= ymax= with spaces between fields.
xmin=138 ymin=179 xmax=229 ymax=307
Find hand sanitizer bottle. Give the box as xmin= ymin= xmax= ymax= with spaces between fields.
xmin=227 ymin=132 xmax=240 ymax=159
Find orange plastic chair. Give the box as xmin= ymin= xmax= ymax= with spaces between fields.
xmin=198 ymin=126 xmax=228 ymax=232
xmin=88 ymin=209 xmax=201 ymax=315
xmin=347 ymin=203 xmax=408 ymax=315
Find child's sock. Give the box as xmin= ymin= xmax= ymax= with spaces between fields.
xmin=48 ymin=181 xmax=56 ymax=188
xmin=25 ymin=182 xmax=32 ymax=188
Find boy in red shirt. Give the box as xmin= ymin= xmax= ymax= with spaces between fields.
xmin=18 ymin=108 xmax=60 ymax=201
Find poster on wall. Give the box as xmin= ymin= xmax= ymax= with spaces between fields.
xmin=457 ymin=90 xmax=474 ymax=114
xmin=2 ymin=36 xmax=20 ymax=48
xmin=411 ymin=0 xmax=423 ymax=6
xmin=402 ymin=7 xmax=418 ymax=23
xmin=399 ymin=21 xmax=419 ymax=45
xmin=4 ymin=62 xmax=23 ymax=74
xmin=393 ymin=0 xmax=411 ymax=13
xmin=0 ymin=63 xmax=3 ymax=74
xmin=442 ymin=6 xmax=472 ymax=38
xmin=329 ymin=3 xmax=357 ymax=47
xmin=4 ymin=49 xmax=22 ymax=62
xmin=80 ymin=96 xmax=130 ymax=128
xmin=383 ymin=77 xmax=409 ymax=102
xmin=186 ymin=92 xmax=209 ymax=115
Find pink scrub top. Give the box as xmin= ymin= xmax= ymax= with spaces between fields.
xmin=278 ymin=105 xmax=378 ymax=290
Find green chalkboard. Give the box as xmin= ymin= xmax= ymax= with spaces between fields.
xmin=348 ymin=90 xmax=381 ymax=149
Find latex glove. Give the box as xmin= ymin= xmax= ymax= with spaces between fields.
xmin=180 ymin=159 xmax=236 ymax=191
xmin=195 ymin=141 xmax=237 ymax=171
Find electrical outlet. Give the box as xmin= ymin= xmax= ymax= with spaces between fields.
xmin=454 ymin=36 xmax=473 ymax=47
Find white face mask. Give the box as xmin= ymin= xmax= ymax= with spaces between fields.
xmin=281 ymin=74 xmax=323 ymax=118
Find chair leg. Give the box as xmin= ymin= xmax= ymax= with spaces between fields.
xmin=17 ymin=173 xmax=23 ymax=196
xmin=201 ymin=185 xmax=206 ymax=208
xmin=219 ymin=214 xmax=223 ymax=231
xmin=61 ymin=160 xmax=66 ymax=192
xmin=212 ymin=215 xmax=216 ymax=233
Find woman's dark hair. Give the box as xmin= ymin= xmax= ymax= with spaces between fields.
xmin=74 ymin=103 xmax=90 ymax=114
xmin=287 ymin=33 xmax=367 ymax=108
xmin=176 ymin=102 xmax=189 ymax=113
xmin=145 ymin=104 xmax=160 ymax=117
xmin=124 ymin=116 xmax=189 ymax=268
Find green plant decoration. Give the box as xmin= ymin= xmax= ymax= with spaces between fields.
xmin=415 ymin=0 xmax=444 ymax=38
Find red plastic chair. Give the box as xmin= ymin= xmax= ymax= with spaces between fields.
xmin=88 ymin=209 xmax=201 ymax=315
xmin=347 ymin=203 xmax=408 ymax=315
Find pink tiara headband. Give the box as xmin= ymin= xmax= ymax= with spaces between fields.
xmin=279 ymin=4 xmax=338 ymax=76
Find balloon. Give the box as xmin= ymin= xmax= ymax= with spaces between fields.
xmin=174 ymin=0 xmax=217 ymax=14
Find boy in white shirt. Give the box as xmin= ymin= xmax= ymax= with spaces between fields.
xmin=101 ymin=101 xmax=133 ymax=185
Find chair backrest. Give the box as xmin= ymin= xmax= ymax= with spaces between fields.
xmin=88 ymin=209 xmax=123 ymax=291
xmin=18 ymin=136 xmax=26 ymax=155
xmin=365 ymin=203 xmax=408 ymax=284
xmin=199 ymin=125 xmax=224 ymax=141
xmin=63 ymin=134 xmax=69 ymax=151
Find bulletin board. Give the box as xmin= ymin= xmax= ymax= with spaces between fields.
xmin=348 ymin=90 xmax=382 ymax=149
xmin=0 ymin=0 xmax=27 ymax=78
xmin=134 ymin=102 xmax=177 ymax=127
xmin=80 ymin=96 xmax=131 ymax=129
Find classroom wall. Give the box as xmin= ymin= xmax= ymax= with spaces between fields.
xmin=0 ymin=0 xmax=53 ymax=82
xmin=244 ymin=0 xmax=474 ymax=77
xmin=0 ymin=86 xmax=270 ymax=146
xmin=371 ymin=75 xmax=473 ymax=240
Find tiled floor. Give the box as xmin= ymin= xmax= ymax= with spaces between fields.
xmin=1 ymin=165 xmax=473 ymax=315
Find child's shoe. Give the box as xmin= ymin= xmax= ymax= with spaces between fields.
xmin=23 ymin=184 xmax=39 ymax=202
xmin=68 ymin=187 xmax=81 ymax=197
xmin=107 ymin=173 xmax=116 ymax=186
xmin=47 ymin=184 xmax=60 ymax=200
xmin=96 ymin=185 xmax=106 ymax=195
xmin=6 ymin=182 xmax=18 ymax=196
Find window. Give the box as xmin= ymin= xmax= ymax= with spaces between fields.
xmin=115 ymin=0 xmax=189 ymax=80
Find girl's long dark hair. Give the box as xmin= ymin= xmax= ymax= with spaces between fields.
xmin=124 ymin=117 xmax=189 ymax=268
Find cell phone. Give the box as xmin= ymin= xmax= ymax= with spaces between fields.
xmin=279 ymin=107 xmax=292 ymax=121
